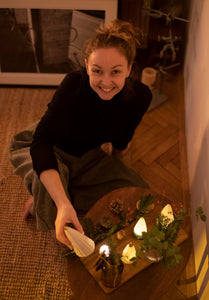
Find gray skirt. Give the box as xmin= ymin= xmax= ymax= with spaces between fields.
xmin=9 ymin=122 xmax=148 ymax=231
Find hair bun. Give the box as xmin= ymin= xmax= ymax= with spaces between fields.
xmin=85 ymin=19 xmax=140 ymax=66
xmin=97 ymin=19 xmax=140 ymax=48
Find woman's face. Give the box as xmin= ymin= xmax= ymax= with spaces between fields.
xmin=85 ymin=48 xmax=131 ymax=101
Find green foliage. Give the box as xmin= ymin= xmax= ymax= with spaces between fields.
xmin=138 ymin=194 xmax=154 ymax=213
xmin=141 ymin=213 xmax=184 ymax=268
xmin=82 ymin=218 xmax=95 ymax=238
xmin=106 ymin=236 xmax=121 ymax=266
xmin=94 ymin=224 xmax=120 ymax=244
xmin=82 ymin=217 xmax=121 ymax=245
xmin=63 ymin=195 xmax=189 ymax=268
xmin=130 ymin=248 xmax=143 ymax=266
xmin=82 ymin=194 xmax=155 ymax=246
xmin=196 ymin=207 xmax=206 ymax=222
xmin=62 ymin=247 xmax=76 ymax=258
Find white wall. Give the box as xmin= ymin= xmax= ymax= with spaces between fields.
xmin=184 ymin=0 xmax=209 ymax=298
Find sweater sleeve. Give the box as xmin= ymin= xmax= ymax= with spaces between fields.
xmin=30 ymin=72 xmax=81 ymax=177
xmin=130 ymin=82 xmax=152 ymax=129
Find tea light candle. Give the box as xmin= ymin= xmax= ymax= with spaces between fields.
xmin=133 ymin=217 xmax=147 ymax=239
xmin=99 ymin=244 xmax=110 ymax=257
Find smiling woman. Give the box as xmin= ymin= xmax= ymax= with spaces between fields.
xmin=84 ymin=19 xmax=139 ymax=101
xmin=9 ymin=19 xmax=152 ymax=251
xmin=85 ymin=48 xmax=131 ymax=100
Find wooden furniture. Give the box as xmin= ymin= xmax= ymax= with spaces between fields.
xmin=67 ymin=187 xmax=191 ymax=300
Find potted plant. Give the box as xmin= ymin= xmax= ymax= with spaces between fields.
xmin=95 ymin=236 xmax=124 ymax=288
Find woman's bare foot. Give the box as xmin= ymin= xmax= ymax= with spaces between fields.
xmin=23 ymin=196 xmax=34 ymax=220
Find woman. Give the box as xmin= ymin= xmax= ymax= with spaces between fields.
xmin=10 ymin=19 xmax=152 ymax=250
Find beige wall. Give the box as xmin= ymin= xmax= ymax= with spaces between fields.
xmin=184 ymin=0 xmax=209 ymax=298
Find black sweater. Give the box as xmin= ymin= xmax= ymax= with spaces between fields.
xmin=30 ymin=70 xmax=152 ymax=176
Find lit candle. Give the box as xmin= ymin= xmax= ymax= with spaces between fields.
xmin=99 ymin=244 xmax=110 ymax=257
xmin=133 ymin=217 xmax=147 ymax=239
xmin=161 ymin=204 xmax=174 ymax=226
xmin=121 ymin=243 xmax=136 ymax=264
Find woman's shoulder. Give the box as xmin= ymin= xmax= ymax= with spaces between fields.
xmin=52 ymin=69 xmax=89 ymax=101
xmin=60 ymin=68 xmax=88 ymax=88
xmin=125 ymin=77 xmax=152 ymax=104
xmin=127 ymin=77 xmax=151 ymax=93
xmin=121 ymin=77 xmax=152 ymax=122
xmin=47 ymin=69 xmax=88 ymax=109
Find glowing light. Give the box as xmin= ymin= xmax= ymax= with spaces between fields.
xmin=133 ymin=217 xmax=147 ymax=239
xmin=99 ymin=244 xmax=110 ymax=257
xmin=121 ymin=243 xmax=136 ymax=264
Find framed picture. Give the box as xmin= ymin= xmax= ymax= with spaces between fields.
xmin=0 ymin=0 xmax=118 ymax=86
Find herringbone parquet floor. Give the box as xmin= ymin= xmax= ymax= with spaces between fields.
xmin=132 ymin=72 xmax=182 ymax=205
xmin=129 ymin=70 xmax=197 ymax=299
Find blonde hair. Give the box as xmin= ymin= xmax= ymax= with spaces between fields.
xmin=84 ymin=19 xmax=140 ymax=67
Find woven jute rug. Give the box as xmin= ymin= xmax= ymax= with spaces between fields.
xmin=0 ymin=87 xmax=74 ymax=299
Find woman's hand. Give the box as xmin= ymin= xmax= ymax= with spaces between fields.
xmin=100 ymin=142 xmax=113 ymax=155
xmin=112 ymin=142 xmax=131 ymax=157
xmin=55 ymin=201 xmax=84 ymax=249
xmin=101 ymin=142 xmax=131 ymax=157
xmin=40 ymin=169 xmax=84 ymax=249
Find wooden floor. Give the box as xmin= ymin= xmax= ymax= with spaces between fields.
xmin=127 ymin=70 xmax=197 ymax=299
xmin=0 ymin=69 xmax=197 ymax=299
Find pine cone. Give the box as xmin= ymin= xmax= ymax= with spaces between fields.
xmin=99 ymin=216 xmax=113 ymax=229
xmin=109 ymin=199 xmax=123 ymax=214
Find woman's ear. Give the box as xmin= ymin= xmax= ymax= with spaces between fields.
xmin=127 ymin=63 xmax=132 ymax=77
